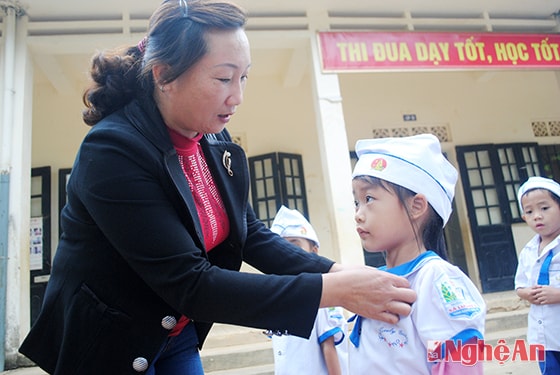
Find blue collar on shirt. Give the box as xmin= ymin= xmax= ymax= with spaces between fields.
xmin=379 ymin=250 xmax=440 ymax=276
xmin=349 ymin=251 xmax=441 ymax=347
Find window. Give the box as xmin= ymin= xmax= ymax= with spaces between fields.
xmin=539 ymin=144 xmax=560 ymax=182
xmin=248 ymin=153 xmax=308 ymax=227
xmin=496 ymin=143 xmax=543 ymax=222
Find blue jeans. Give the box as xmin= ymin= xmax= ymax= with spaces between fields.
xmin=539 ymin=350 xmax=560 ymax=375
xmin=146 ymin=322 xmax=204 ymax=375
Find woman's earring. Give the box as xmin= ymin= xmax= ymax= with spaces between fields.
xmin=159 ymin=85 xmax=165 ymax=92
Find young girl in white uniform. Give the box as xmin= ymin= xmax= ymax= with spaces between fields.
xmin=348 ymin=134 xmax=485 ymax=374
xmin=270 ymin=206 xmax=348 ymax=375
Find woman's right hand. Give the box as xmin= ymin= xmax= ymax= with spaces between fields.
xmin=321 ymin=265 xmax=416 ymax=324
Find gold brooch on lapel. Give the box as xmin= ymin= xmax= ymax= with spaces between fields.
xmin=222 ymin=150 xmax=233 ymax=176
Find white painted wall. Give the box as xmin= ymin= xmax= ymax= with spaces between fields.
xmin=31 ymin=82 xmax=90 ymax=254
xmin=340 ymin=70 xmax=560 ymax=146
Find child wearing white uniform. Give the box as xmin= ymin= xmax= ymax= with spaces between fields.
xmin=515 ymin=176 xmax=560 ymax=374
xmin=349 ymin=134 xmax=485 ymax=374
xmin=270 ymin=206 xmax=348 ymax=375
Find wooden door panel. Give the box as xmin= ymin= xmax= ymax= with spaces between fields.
xmin=475 ymin=225 xmax=518 ymax=292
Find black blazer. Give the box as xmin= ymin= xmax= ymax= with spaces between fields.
xmin=20 ymin=96 xmax=333 ymax=374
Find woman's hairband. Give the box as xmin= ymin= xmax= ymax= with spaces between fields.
xmin=137 ymin=36 xmax=148 ymax=53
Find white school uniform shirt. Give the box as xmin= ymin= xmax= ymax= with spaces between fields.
xmin=273 ymin=306 xmax=348 ymax=375
xmin=348 ymin=251 xmax=486 ymax=375
xmin=514 ymin=234 xmax=560 ymax=351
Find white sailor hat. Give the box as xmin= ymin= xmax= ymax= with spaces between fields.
xmin=270 ymin=205 xmax=320 ymax=247
xmin=517 ymin=176 xmax=560 ymax=211
xmin=352 ymin=134 xmax=458 ymax=225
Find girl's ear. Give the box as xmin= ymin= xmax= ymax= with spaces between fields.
xmin=409 ymin=193 xmax=429 ymax=220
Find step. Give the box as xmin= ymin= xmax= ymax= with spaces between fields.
xmin=203 ymin=324 xmax=270 ymax=349
xmin=201 ymin=341 xmax=273 ymax=373
xmin=484 ymin=327 xmax=527 ymax=346
xmin=485 ymin=308 xmax=529 ymax=334
xmin=483 ymin=290 xmax=529 ymax=314
xmin=205 ymin=363 xmax=274 ymax=375
xmin=485 ymin=308 xmax=529 ymax=333
xmin=200 ymin=324 xmax=273 ymax=373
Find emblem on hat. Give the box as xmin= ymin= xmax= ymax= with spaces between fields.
xmin=370 ymin=158 xmax=387 ymax=171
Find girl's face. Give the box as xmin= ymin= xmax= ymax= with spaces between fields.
xmin=521 ymin=189 xmax=560 ymax=246
xmin=156 ymin=28 xmax=251 ymax=138
xmin=352 ymin=178 xmax=421 ymax=266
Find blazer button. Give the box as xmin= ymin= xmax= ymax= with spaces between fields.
xmin=161 ymin=315 xmax=177 ymax=330
xmin=132 ymin=357 xmax=149 ymax=372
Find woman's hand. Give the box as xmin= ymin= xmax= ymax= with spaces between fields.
xmin=321 ymin=264 xmax=416 ymax=323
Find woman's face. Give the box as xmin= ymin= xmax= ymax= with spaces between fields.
xmin=156 ymin=28 xmax=251 ymax=138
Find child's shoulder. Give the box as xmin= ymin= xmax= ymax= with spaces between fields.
xmin=414 ymin=257 xmax=476 ymax=289
xmin=416 ymin=255 xmax=462 ymax=276
xmin=521 ymin=234 xmax=541 ymax=250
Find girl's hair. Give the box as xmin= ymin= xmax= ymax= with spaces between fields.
xmin=82 ymin=0 xmax=247 ymax=126
xmin=355 ymin=175 xmax=448 ymax=260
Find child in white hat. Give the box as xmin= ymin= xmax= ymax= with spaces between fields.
xmin=348 ymin=134 xmax=485 ymax=374
xmin=270 ymin=206 xmax=348 ymax=375
xmin=515 ymin=176 xmax=560 ymax=374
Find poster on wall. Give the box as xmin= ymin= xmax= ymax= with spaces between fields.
xmin=30 ymin=217 xmax=43 ymax=271
xmin=318 ymin=31 xmax=560 ymax=72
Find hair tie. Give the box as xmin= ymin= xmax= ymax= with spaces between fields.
xmin=137 ymin=36 xmax=148 ymax=53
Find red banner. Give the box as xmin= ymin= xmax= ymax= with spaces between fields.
xmin=318 ymin=31 xmax=560 ymax=72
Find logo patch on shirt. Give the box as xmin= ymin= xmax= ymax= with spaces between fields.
xmin=377 ymin=326 xmax=408 ymax=348
xmin=436 ymin=275 xmax=481 ymax=319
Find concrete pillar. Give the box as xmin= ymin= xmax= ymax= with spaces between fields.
xmin=0 ymin=6 xmax=33 ymax=368
xmin=308 ymin=34 xmax=364 ymax=266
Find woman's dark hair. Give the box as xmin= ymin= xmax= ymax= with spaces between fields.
xmin=354 ymin=175 xmax=448 ymax=260
xmin=82 ymin=0 xmax=247 ymax=126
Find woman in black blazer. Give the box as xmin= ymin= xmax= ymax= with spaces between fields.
xmin=19 ymin=1 xmax=415 ymax=374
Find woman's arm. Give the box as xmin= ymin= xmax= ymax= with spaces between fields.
xmin=321 ymin=265 xmax=415 ymax=323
